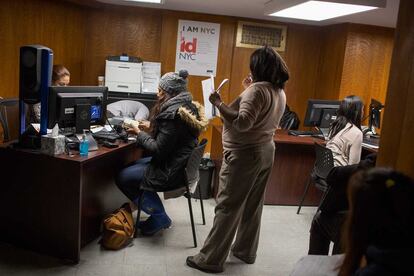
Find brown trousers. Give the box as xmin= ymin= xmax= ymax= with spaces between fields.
xmin=193 ymin=142 xmax=275 ymax=270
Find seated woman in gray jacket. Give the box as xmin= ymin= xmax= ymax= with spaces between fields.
xmin=115 ymin=70 xmax=208 ymax=236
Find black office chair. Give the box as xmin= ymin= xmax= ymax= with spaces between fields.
xmin=280 ymin=105 xmax=300 ymax=130
xmin=297 ymin=143 xmax=334 ymax=214
xmin=0 ymin=98 xmax=19 ymax=142
xmin=183 ymin=138 xmax=208 ymax=247
xmin=135 ymin=139 xmax=208 ymax=247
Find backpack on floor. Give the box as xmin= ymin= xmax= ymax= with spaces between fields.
xmin=101 ymin=203 xmax=135 ymax=250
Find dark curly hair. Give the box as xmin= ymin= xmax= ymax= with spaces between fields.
xmin=249 ymin=46 xmax=289 ymax=90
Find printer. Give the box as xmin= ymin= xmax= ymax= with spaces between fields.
xmin=105 ymin=55 xmax=143 ymax=93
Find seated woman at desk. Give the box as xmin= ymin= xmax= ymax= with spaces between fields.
xmin=292 ymin=168 xmax=414 ymax=276
xmin=116 ymin=69 xmax=208 ymax=236
xmin=30 ymin=64 xmax=70 ymax=123
xmin=308 ymin=154 xmax=376 ymax=256
xmin=326 ymin=95 xmax=364 ymax=166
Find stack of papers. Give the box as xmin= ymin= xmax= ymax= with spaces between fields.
xmin=142 ymin=62 xmax=161 ymax=93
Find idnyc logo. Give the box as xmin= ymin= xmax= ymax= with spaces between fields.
xmin=179 ymin=35 xmax=197 ymax=60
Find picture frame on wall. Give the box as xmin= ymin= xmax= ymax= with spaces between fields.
xmin=236 ymin=21 xmax=287 ymax=52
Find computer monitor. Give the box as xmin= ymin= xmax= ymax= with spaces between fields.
xmin=47 ymin=86 xmax=108 ymax=133
xmin=304 ymin=99 xmax=341 ymax=128
xmin=368 ymin=99 xmax=384 ymax=129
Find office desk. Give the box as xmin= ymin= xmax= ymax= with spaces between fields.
xmin=0 ymin=142 xmax=141 ymax=263
xmin=211 ymin=126 xmax=378 ymax=206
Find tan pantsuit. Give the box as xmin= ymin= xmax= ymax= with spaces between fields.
xmin=192 ymin=141 xmax=275 ymax=271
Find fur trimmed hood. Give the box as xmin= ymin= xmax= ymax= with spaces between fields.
xmin=156 ymin=92 xmax=208 ymax=134
xmin=178 ymin=101 xmax=209 ymax=132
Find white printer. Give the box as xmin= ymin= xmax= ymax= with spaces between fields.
xmin=105 ymin=55 xmax=142 ymax=93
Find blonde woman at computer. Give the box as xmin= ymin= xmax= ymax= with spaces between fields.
xmin=30 ymin=65 xmax=70 ymax=123
xmin=326 ymin=95 xmax=364 ymax=167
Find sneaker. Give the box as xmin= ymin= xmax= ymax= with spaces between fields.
xmin=139 ymin=214 xmax=172 ymax=236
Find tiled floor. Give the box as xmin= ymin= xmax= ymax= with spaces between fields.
xmin=0 ymin=198 xmax=316 ymax=276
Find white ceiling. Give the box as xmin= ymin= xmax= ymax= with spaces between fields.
xmin=97 ymin=0 xmax=399 ymax=28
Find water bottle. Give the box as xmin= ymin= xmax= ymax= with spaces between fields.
xmin=79 ymin=130 xmax=89 ymax=156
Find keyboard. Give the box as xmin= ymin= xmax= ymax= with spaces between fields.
xmin=92 ymin=130 xmax=120 ymax=142
xmin=288 ymin=130 xmax=317 ymax=136
xmin=363 ymin=136 xmax=380 ymax=148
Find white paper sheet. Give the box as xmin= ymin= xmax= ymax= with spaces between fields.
xmin=202 ymin=78 xmax=216 ymax=120
xmin=142 ymin=62 xmax=161 ymax=93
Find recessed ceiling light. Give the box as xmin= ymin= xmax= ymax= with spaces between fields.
xmin=122 ymin=0 xmax=163 ymax=3
xmin=265 ymin=0 xmax=386 ymax=21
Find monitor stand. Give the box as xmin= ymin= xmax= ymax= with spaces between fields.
xmin=75 ymin=104 xmax=91 ymax=134
xmin=319 ymin=128 xmax=330 ymax=140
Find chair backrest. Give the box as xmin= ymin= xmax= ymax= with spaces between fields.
xmin=0 ymin=98 xmax=19 ymax=143
xmin=185 ymin=139 xmax=208 ymax=186
xmin=107 ymin=100 xmax=150 ymax=120
xmin=280 ymin=106 xmax=300 ymax=130
xmin=313 ymin=143 xmax=334 ymax=179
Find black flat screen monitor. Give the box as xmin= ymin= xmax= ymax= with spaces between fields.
xmin=48 ymin=86 xmax=108 ymax=133
xmin=369 ymin=99 xmax=384 ymax=129
xmin=304 ymin=99 xmax=341 ymax=128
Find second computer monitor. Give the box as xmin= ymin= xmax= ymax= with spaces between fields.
xmin=304 ymin=99 xmax=341 ymax=128
xmin=369 ymin=98 xmax=384 ymax=129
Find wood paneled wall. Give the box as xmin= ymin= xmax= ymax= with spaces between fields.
xmin=315 ymin=24 xmax=348 ymax=101
xmin=339 ymin=24 xmax=394 ymax=118
xmin=0 ymin=0 xmax=86 ymax=99
xmin=377 ymin=0 xmax=414 ymax=178
xmin=315 ymin=24 xmax=394 ymax=124
xmin=1 ymin=0 xmax=394 ymax=151
xmin=82 ymin=5 xmax=163 ymax=86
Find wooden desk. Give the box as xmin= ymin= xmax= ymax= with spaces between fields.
xmin=211 ymin=126 xmax=377 ymax=206
xmin=266 ymin=131 xmax=323 ymax=205
xmin=0 ymin=142 xmax=141 ymax=263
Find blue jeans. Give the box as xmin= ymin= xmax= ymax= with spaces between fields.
xmin=116 ymin=157 xmax=168 ymax=217
xmin=116 ymin=157 xmax=152 ymax=201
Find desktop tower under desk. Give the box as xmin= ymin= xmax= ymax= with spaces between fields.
xmin=0 ymin=142 xmax=141 ymax=263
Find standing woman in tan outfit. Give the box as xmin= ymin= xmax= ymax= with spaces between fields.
xmin=187 ymin=46 xmax=289 ymax=273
